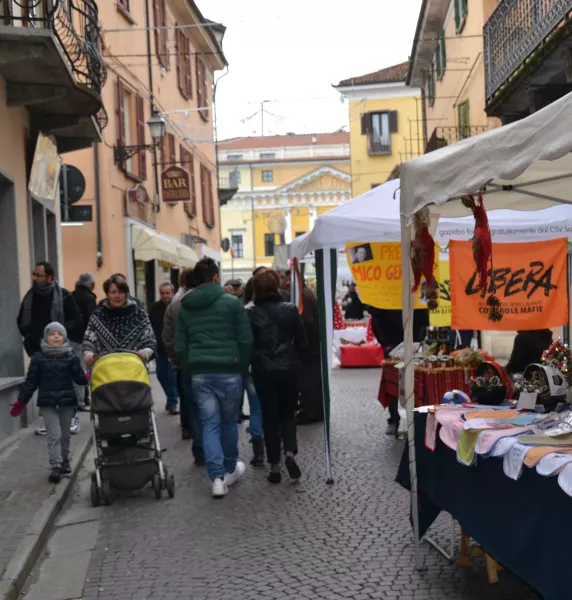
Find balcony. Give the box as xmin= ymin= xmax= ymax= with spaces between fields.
xmin=425 ymin=126 xmax=488 ymax=153
xmin=484 ymin=0 xmax=572 ymax=118
xmin=218 ymin=168 xmax=239 ymax=206
xmin=0 ymin=0 xmax=107 ymax=152
xmin=368 ymin=139 xmax=392 ymax=156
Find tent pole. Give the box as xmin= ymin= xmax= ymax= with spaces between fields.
xmin=400 ymin=216 xmax=424 ymax=571
xmin=316 ymin=249 xmax=334 ymax=484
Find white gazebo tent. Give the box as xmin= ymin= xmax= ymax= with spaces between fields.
xmin=290 ymin=165 xmax=572 ymax=485
xmin=399 ymin=91 xmax=572 ymax=569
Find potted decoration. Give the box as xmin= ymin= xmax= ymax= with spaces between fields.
xmin=469 ymin=361 xmax=511 ymax=405
xmin=542 ymin=340 xmax=572 ymax=386
xmin=513 ymin=371 xmax=550 ymax=410
xmin=523 ymin=363 xmax=567 ymax=412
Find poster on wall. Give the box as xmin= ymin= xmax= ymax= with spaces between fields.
xmin=28 ymin=132 xmax=61 ymax=210
xmin=450 ymin=238 xmax=568 ymax=330
xmin=345 ymin=242 xmax=438 ymax=310
xmin=429 ymin=260 xmax=452 ymax=327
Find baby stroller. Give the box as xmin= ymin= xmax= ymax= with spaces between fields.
xmin=89 ymin=352 xmax=175 ymax=506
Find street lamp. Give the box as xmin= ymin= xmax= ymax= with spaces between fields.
xmin=113 ymin=111 xmax=166 ymax=165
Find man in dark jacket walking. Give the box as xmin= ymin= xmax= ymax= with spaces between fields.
xmin=149 ymin=283 xmax=179 ymax=414
xmin=17 ymin=262 xmax=82 ymax=357
xmin=175 ymin=258 xmax=253 ymax=499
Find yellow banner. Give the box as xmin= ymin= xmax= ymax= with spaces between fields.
xmin=346 ymin=242 xmax=438 ymax=310
xmin=429 ymin=261 xmax=452 ymax=327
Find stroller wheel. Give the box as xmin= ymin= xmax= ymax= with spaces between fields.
xmin=166 ymin=474 xmax=175 ymax=499
xmin=90 ymin=478 xmax=100 ymax=507
xmin=152 ymin=473 xmax=162 ymax=499
xmin=100 ymin=480 xmax=112 ymax=506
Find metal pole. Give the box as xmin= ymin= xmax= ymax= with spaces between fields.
xmin=145 ymin=0 xmax=160 ymax=213
xmin=261 ymin=101 xmax=264 ymax=138
xmin=251 ymin=192 xmax=256 ymax=270
xmin=62 ymin=164 xmax=69 ymax=222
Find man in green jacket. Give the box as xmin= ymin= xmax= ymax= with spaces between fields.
xmin=175 ymin=258 xmax=253 ymax=498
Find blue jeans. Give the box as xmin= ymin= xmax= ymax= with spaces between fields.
xmin=156 ymin=354 xmax=178 ymax=407
xmin=192 ymin=373 xmax=242 ymax=481
xmin=180 ymin=371 xmax=204 ymax=460
xmin=244 ymin=375 xmax=263 ymax=440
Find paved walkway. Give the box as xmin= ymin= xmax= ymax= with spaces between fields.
xmin=0 ymin=414 xmax=90 ymax=582
xmin=21 ymin=370 xmax=539 ymax=600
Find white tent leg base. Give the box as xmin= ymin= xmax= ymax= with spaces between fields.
xmin=416 ymin=515 xmax=456 ymax=567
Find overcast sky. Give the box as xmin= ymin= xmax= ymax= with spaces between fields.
xmin=205 ymin=0 xmax=423 ymax=141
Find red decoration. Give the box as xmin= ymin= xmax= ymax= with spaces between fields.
xmin=365 ymin=316 xmax=375 ymax=343
xmin=411 ymin=208 xmax=438 ymax=310
xmin=334 ymin=301 xmax=346 ymax=330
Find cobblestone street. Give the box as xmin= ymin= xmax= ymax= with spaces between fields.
xmin=23 ymin=369 xmax=539 ymax=600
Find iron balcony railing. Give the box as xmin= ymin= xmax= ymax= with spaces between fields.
xmin=218 ymin=169 xmax=240 ymax=189
xmin=368 ymin=138 xmax=392 ymax=155
xmin=1 ymin=0 xmax=107 ymax=125
xmin=484 ymin=0 xmax=572 ymax=102
xmin=425 ymin=126 xmax=488 ymax=153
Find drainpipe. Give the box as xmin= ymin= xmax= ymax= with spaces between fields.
xmin=420 ymin=76 xmax=429 ymax=152
xmin=145 ymin=0 xmax=160 ymax=213
xmin=93 ymin=142 xmax=103 ymax=269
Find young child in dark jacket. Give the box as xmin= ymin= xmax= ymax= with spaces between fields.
xmin=11 ymin=322 xmax=86 ymax=483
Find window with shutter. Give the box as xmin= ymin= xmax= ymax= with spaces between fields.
xmin=180 ymin=146 xmax=197 ymax=217
xmin=118 ymin=0 xmax=130 ymax=13
xmin=454 ymin=0 xmax=468 ymax=34
xmin=435 ymin=30 xmax=446 ymax=80
xmin=116 ymin=78 xmax=126 ymax=171
xmin=360 ymin=112 xmax=372 ymax=135
xmin=185 ymin=40 xmax=193 ymax=98
xmin=427 ymin=68 xmax=435 ymax=107
xmin=388 ymin=111 xmax=398 ymax=134
xmin=153 ymin=0 xmax=168 ymax=68
xmin=200 ymin=164 xmax=208 ymax=226
xmin=196 ymin=59 xmax=209 ymax=121
xmin=135 ymin=94 xmax=147 ymax=180
xmin=458 ymin=100 xmax=470 ymax=139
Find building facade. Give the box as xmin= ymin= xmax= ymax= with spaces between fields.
xmin=0 ymin=0 xmax=106 ymax=439
xmin=61 ymin=0 xmax=226 ymax=309
xmin=334 ymin=62 xmax=422 ymax=197
xmin=408 ymin=0 xmax=501 ymax=152
xmin=218 ymin=133 xmax=351 ymax=281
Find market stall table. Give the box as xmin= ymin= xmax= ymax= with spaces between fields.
xmin=396 ymin=410 xmax=568 ymax=600
xmin=378 ymin=360 xmax=475 ymax=408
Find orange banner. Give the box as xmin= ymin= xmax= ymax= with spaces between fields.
xmin=450 ymin=238 xmax=568 ymax=331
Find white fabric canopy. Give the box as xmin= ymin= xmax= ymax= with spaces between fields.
xmin=132 ymin=225 xmax=180 ymax=266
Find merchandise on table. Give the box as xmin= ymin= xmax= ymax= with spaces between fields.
xmin=468 ymin=361 xmax=512 ymax=406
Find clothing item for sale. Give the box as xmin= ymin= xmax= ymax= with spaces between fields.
xmin=83 ymin=300 xmax=156 ymax=358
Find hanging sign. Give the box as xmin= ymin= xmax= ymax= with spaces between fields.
xmin=450 ymin=238 xmax=568 ymax=330
xmin=29 ymin=132 xmax=61 ymax=209
xmin=345 ymin=242 xmax=438 ymax=310
xmin=161 ymin=166 xmax=191 ymax=202
xmin=429 ymin=260 xmax=452 ymax=327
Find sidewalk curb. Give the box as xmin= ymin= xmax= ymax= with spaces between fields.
xmin=0 ymin=432 xmax=93 ymax=600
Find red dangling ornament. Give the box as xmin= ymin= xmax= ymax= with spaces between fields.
xmin=462 ymin=192 xmax=502 ymax=322
xmin=411 ymin=207 xmax=438 ymax=311
xmin=333 ymin=301 xmax=345 ymax=331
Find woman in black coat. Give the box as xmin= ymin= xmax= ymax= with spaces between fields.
xmin=247 ymin=269 xmax=306 ymax=484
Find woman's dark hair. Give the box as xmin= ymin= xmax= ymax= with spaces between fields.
xmin=103 ymin=274 xmax=130 ymax=296
xmin=194 ymin=258 xmax=219 ymax=286
xmin=253 ymin=269 xmax=281 ymax=302
xmin=183 ymin=268 xmax=196 ymax=290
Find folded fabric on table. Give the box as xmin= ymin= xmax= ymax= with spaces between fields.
xmin=536 ymin=450 xmax=572 ymax=476
xmin=524 ymin=446 xmax=567 ymax=467
xmin=489 ymin=436 xmax=519 ymax=458
xmin=475 ymin=426 xmax=533 ymax=457
xmin=518 ymin=433 xmax=572 ymax=446
xmin=557 ymin=462 xmax=572 ymax=496
xmin=457 ymin=429 xmax=483 ymax=466
xmin=504 ymin=442 xmax=533 ymax=480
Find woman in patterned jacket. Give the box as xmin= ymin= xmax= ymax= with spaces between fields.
xmin=83 ymin=275 xmax=156 ymax=367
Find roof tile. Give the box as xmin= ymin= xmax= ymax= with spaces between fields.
xmin=218 ymin=131 xmax=349 ymax=151
xmin=337 ymin=61 xmax=409 ymax=87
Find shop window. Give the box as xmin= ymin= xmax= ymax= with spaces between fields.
xmin=435 ymin=30 xmax=446 ymax=80
xmin=179 ymin=145 xmax=197 ymax=217
xmin=458 ymin=100 xmax=470 ymax=139
xmin=231 ymin=233 xmax=244 ymax=258
xmin=427 ymin=68 xmax=435 ymax=107
xmin=196 ymin=58 xmax=209 ymax=121
xmin=264 ymin=233 xmax=275 ymax=257
xmin=200 ymin=164 xmax=215 ymax=228
xmin=116 ymin=78 xmax=147 ymax=180
xmin=175 ymin=25 xmax=193 ymax=99
xmin=262 ymin=170 xmax=273 ymax=183
xmin=153 ymin=0 xmax=168 ymax=68
xmin=454 ymin=0 xmax=468 ymax=34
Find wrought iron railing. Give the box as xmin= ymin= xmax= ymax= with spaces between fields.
xmin=0 ymin=0 xmax=107 ymax=98
xmin=484 ymin=0 xmax=572 ymax=102
xmin=425 ymin=126 xmax=488 ymax=153
xmin=368 ymin=138 xmax=392 ymax=155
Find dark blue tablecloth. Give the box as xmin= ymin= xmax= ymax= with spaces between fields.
xmin=396 ymin=411 xmax=570 ymax=600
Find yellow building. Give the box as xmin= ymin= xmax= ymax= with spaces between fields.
xmin=334 ymin=62 xmax=422 ymax=197
xmin=218 ymin=133 xmax=351 ymax=281
xmin=407 ymin=0 xmax=501 ymax=151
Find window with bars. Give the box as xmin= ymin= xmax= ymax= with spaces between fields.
xmin=175 ymin=25 xmax=193 ymax=99
xmin=427 ymin=68 xmax=435 ymax=107
xmin=231 ymin=233 xmax=244 ymax=258
xmin=179 ymin=145 xmax=197 ymax=217
xmin=458 ymin=100 xmax=470 ymax=139
xmin=115 ymin=78 xmax=146 ymax=180
xmin=454 ymin=0 xmax=468 ymax=34
xmin=200 ymin=164 xmax=215 ymax=228
xmin=435 ymin=30 xmax=446 ymax=80
xmin=153 ymin=0 xmax=168 ymax=69
xmin=264 ymin=234 xmax=275 ymax=257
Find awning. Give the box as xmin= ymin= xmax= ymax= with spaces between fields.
xmin=132 ymin=224 xmax=179 ymax=265
xmin=177 ymin=244 xmax=199 ymax=268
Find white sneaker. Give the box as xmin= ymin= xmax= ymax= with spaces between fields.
xmin=70 ymin=416 xmax=80 ymax=435
xmin=35 ymin=417 xmax=47 ymax=436
xmin=212 ymin=478 xmax=228 ymax=498
xmin=223 ymin=460 xmax=246 ymax=487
